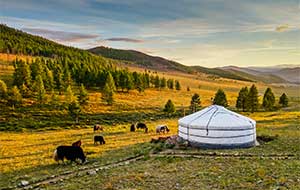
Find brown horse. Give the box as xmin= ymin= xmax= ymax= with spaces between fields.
xmin=94 ymin=124 xmax=103 ymax=132
xmin=72 ymin=140 xmax=82 ymax=147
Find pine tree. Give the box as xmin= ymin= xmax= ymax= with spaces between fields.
xmin=102 ymin=72 xmax=116 ymax=105
xmin=68 ymin=101 xmax=81 ymax=123
xmin=132 ymin=71 xmax=139 ymax=86
xmin=50 ymin=89 xmax=60 ymax=107
xmin=213 ymin=89 xmax=228 ymax=107
xmin=262 ymin=87 xmax=275 ymax=111
xmin=35 ymin=74 xmax=46 ymax=104
xmin=236 ymin=87 xmax=249 ymax=112
xmin=44 ymin=68 xmax=55 ymax=91
xmin=154 ymin=75 xmax=160 ymax=88
xmin=164 ymin=99 xmax=176 ymax=114
xmin=78 ymin=84 xmax=88 ymax=105
xmin=143 ymin=73 xmax=150 ymax=88
xmin=8 ymin=86 xmax=22 ymax=108
xmin=167 ymin=79 xmax=174 ymax=89
xmin=160 ymin=77 xmax=167 ymax=89
xmin=0 ymin=79 xmax=8 ymax=99
xmin=279 ymin=93 xmax=288 ymax=107
xmin=63 ymin=70 xmax=72 ymax=88
xmin=119 ymin=71 xmax=126 ymax=91
xmin=150 ymin=75 xmax=156 ymax=87
xmin=135 ymin=74 xmax=144 ymax=93
xmin=190 ymin=93 xmax=201 ymax=113
xmin=13 ymin=59 xmax=31 ymax=88
xmin=30 ymin=59 xmax=43 ymax=81
xmin=247 ymin=84 xmax=259 ymax=113
xmin=125 ymin=73 xmax=134 ymax=92
xmin=54 ymin=65 xmax=64 ymax=94
xmin=175 ymin=80 xmax=181 ymax=90
xmin=65 ymin=85 xmax=76 ymax=104
xmin=20 ymin=84 xmax=31 ymax=98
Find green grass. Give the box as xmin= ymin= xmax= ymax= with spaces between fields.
xmin=0 ymin=111 xmax=299 ymax=189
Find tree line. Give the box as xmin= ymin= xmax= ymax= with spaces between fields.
xmin=0 ymin=58 xmax=182 ymax=107
xmin=163 ymin=84 xmax=289 ymax=115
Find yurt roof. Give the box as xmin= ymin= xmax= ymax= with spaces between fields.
xmin=178 ymin=105 xmax=255 ymax=129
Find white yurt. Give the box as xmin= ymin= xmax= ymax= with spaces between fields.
xmin=178 ymin=105 xmax=256 ymax=149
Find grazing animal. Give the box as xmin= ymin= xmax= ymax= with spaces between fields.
xmin=72 ymin=140 xmax=82 ymax=147
xmin=136 ymin=122 xmax=147 ymax=129
xmin=53 ymin=146 xmax=86 ymax=164
xmin=130 ymin=124 xmax=135 ymax=132
xmin=94 ymin=124 xmax=103 ymax=132
xmin=156 ymin=125 xmax=170 ymax=134
xmin=94 ymin=135 xmax=105 ymax=145
xmin=136 ymin=122 xmax=148 ymax=133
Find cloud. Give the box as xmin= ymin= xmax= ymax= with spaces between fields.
xmin=105 ymin=38 xmax=144 ymax=43
xmin=22 ymin=28 xmax=99 ymax=42
xmin=275 ymin=24 xmax=289 ymax=32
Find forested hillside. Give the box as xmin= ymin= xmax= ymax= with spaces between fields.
xmin=0 ymin=24 xmax=99 ymax=60
xmin=89 ymin=46 xmax=255 ymax=82
xmin=89 ymin=46 xmax=193 ymax=73
xmin=0 ymin=24 xmax=180 ymax=92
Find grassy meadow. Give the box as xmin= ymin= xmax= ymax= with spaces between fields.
xmin=0 ymin=57 xmax=300 ymax=189
xmin=0 ymin=111 xmax=299 ymax=189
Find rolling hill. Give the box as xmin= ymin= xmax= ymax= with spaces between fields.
xmin=88 ymin=46 xmax=253 ymax=82
xmin=0 ymin=24 xmax=111 ymax=68
xmin=220 ymin=66 xmax=299 ymax=84
xmin=248 ymin=66 xmax=300 ymax=84
xmin=88 ymin=46 xmax=194 ymax=73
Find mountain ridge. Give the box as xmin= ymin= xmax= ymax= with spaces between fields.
xmin=220 ymin=65 xmax=299 ymax=84
xmin=88 ymin=46 xmax=254 ymax=82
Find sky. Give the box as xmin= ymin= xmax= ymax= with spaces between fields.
xmin=0 ymin=0 xmax=299 ymax=67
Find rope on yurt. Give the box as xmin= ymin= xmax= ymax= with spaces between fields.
xmin=216 ymin=109 xmax=256 ymax=144
xmin=205 ymin=107 xmax=219 ymax=135
xmin=186 ymin=106 xmax=216 ymax=140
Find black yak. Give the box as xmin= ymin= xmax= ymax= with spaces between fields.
xmin=136 ymin=122 xmax=148 ymax=133
xmin=130 ymin=124 xmax=135 ymax=132
xmin=94 ymin=135 xmax=105 ymax=145
xmin=53 ymin=146 xmax=86 ymax=164
xmin=136 ymin=122 xmax=147 ymax=130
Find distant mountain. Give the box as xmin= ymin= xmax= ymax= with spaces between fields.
xmin=190 ymin=66 xmax=253 ymax=82
xmin=89 ymin=46 xmax=193 ymax=73
xmin=220 ymin=65 xmax=299 ymax=84
xmin=89 ymin=46 xmax=252 ymax=82
xmin=275 ymin=67 xmax=300 ymax=83
xmin=249 ymin=66 xmax=300 ymax=84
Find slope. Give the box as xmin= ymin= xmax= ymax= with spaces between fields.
xmin=89 ymin=46 xmax=252 ymax=82
xmin=0 ymin=24 xmax=111 ymax=69
xmin=220 ymin=66 xmax=288 ymax=84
